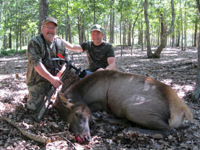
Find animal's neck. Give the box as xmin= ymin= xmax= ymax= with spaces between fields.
xmin=61 ymin=70 xmax=80 ymax=93
xmin=67 ymin=72 xmax=112 ymax=110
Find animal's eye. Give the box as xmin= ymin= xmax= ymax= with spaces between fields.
xmin=63 ymin=102 xmax=68 ymax=106
xmin=67 ymin=99 xmax=72 ymax=102
xmin=75 ymin=111 xmax=79 ymax=117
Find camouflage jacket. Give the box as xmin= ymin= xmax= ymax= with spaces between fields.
xmin=26 ymin=34 xmax=68 ymax=86
xmin=81 ymin=41 xmax=115 ymax=72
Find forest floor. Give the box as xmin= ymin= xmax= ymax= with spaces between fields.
xmin=0 ymin=46 xmax=199 ymax=150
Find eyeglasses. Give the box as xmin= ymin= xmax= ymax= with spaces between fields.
xmin=44 ymin=26 xmax=57 ymax=31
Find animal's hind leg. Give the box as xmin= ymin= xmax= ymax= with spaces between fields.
xmin=125 ymin=111 xmax=173 ymax=139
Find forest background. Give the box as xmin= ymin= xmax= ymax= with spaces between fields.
xmin=0 ymin=0 xmax=199 ymax=53
xmin=0 ymin=0 xmax=200 ymax=149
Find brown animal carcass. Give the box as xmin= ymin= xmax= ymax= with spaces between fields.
xmin=55 ymin=70 xmax=193 ymax=143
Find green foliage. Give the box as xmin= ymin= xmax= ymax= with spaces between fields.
xmin=0 ymin=0 xmax=199 ymax=47
xmin=0 ymin=49 xmax=26 ymax=57
xmin=0 ymin=49 xmax=16 ymax=56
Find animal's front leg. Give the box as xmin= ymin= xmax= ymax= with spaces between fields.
xmin=123 ymin=127 xmax=171 ymax=139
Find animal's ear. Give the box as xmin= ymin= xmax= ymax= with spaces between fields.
xmin=58 ymin=92 xmax=73 ymax=108
xmin=58 ymin=92 xmax=67 ymax=101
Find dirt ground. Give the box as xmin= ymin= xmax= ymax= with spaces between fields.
xmin=0 ymin=47 xmax=199 ymax=150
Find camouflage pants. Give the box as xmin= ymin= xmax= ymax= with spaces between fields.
xmin=27 ymin=81 xmax=51 ymax=112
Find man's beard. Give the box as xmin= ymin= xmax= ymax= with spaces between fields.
xmin=46 ymin=33 xmax=55 ymax=41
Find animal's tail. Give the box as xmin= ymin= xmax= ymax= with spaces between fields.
xmin=183 ymin=104 xmax=193 ymax=123
xmin=169 ymin=96 xmax=194 ymax=128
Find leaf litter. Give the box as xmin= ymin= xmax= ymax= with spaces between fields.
xmin=0 ymin=47 xmax=199 ymax=150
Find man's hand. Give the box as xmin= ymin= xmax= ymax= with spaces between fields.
xmin=56 ymin=64 xmax=66 ymax=78
xmin=50 ymin=76 xmax=63 ymax=88
xmin=97 ymin=68 xmax=104 ymax=71
xmin=35 ymin=63 xmax=63 ymax=88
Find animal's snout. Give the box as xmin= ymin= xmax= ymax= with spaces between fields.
xmin=75 ymin=134 xmax=91 ymax=144
xmin=84 ymin=134 xmax=91 ymax=142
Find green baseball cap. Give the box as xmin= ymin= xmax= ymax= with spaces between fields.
xmin=42 ymin=17 xmax=57 ymax=26
xmin=91 ymin=24 xmax=104 ymax=33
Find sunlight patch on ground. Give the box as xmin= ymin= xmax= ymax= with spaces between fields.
xmin=0 ymin=101 xmax=15 ymax=113
xmin=161 ymin=79 xmax=173 ymax=86
xmin=173 ymin=58 xmax=188 ymax=61
xmin=159 ymin=60 xmax=174 ymax=64
xmin=0 ymin=55 xmax=27 ymax=62
xmin=161 ymin=79 xmax=195 ymax=99
xmin=129 ymin=64 xmax=139 ymax=68
xmin=183 ymin=85 xmax=194 ymax=91
xmin=118 ymin=54 xmax=133 ymax=57
xmin=173 ymin=84 xmax=194 ymax=99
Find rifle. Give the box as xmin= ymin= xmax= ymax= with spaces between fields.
xmin=32 ymin=53 xmax=86 ymax=122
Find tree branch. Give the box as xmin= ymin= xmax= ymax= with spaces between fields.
xmin=0 ymin=116 xmax=50 ymax=144
xmin=162 ymin=0 xmax=175 ymax=38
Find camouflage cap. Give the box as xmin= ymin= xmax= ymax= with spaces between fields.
xmin=91 ymin=24 xmax=104 ymax=33
xmin=42 ymin=17 xmax=57 ymax=26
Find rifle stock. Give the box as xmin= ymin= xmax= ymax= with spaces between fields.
xmin=32 ymin=56 xmax=85 ymax=122
xmin=33 ymin=86 xmax=56 ymax=122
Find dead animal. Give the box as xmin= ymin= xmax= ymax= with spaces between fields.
xmin=55 ymin=70 xmax=193 ymax=143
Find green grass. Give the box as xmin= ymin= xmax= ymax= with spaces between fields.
xmin=0 ymin=49 xmax=26 ymax=57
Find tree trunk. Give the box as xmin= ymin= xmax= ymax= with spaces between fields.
xmin=153 ymin=0 xmax=175 ymax=58
xmin=183 ymin=2 xmax=187 ymax=51
xmin=120 ymin=10 xmax=122 ymax=57
xmin=176 ymin=29 xmax=180 ymax=46
xmin=102 ymin=18 xmax=107 ymax=41
xmin=123 ymin=22 xmax=126 ymax=48
xmin=194 ymin=18 xmax=198 ymax=47
xmin=138 ymin=28 xmax=142 ymax=46
xmin=78 ymin=16 xmax=82 ymax=43
xmin=3 ymin=34 xmax=7 ymax=49
xmin=20 ymin=27 xmax=22 ymax=51
xmin=66 ymin=1 xmax=69 ymax=41
xmin=78 ymin=18 xmax=81 ymax=43
xmin=131 ymin=11 xmax=141 ymax=55
xmin=16 ymin=31 xmax=19 ymax=51
xmin=193 ymin=33 xmax=200 ymax=102
xmin=180 ymin=1 xmax=184 ymax=51
xmin=131 ymin=24 xmax=135 ymax=55
xmin=0 ymin=1 xmax=2 ymax=23
xmin=192 ymin=0 xmax=200 ymax=102
xmin=9 ymin=30 xmax=12 ymax=49
xmin=109 ymin=1 xmax=115 ymax=44
xmin=77 ymin=14 xmax=85 ymax=44
xmin=140 ymin=13 xmax=144 ymax=51
xmin=109 ymin=9 xmax=112 ymax=43
xmin=68 ymin=25 xmax=72 ymax=43
xmin=197 ymin=0 xmax=200 ymax=16
xmin=144 ymin=0 xmax=153 ymax=57
xmin=112 ymin=0 xmax=115 ymax=44
xmin=171 ymin=33 xmax=174 ymax=47
xmin=83 ymin=20 xmax=86 ymax=42
xmin=38 ymin=0 xmax=49 ymax=34
xmin=93 ymin=0 xmax=96 ymax=24
xmin=128 ymin=22 xmax=131 ymax=46
xmin=157 ymin=23 xmax=160 ymax=46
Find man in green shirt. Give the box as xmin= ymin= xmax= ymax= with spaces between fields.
xmin=57 ymin=24 xmax=115 ymax=75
